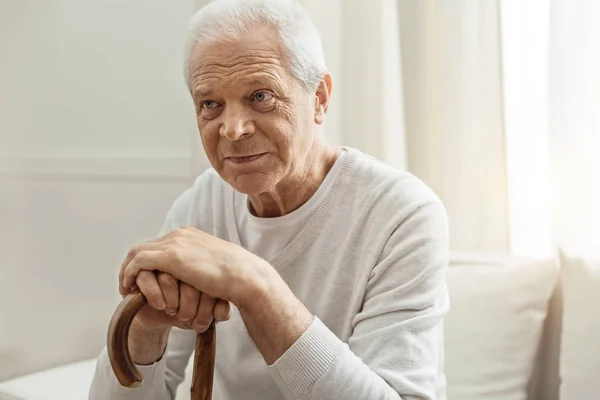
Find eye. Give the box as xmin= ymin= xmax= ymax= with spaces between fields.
xmin=252 ymin=91 xmax=274 ymax=102
xmin=201 ymin=100 xmax=218 ymax=109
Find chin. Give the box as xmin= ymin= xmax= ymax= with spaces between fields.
xmin=229 ymin=172 xmax=277 ymax=195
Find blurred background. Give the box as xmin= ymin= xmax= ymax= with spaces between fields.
xmin=0 ymin=0 xmax=599 ymax=399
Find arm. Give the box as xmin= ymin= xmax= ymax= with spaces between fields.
xmin=120 ymin=203 xmax=449 ymax=399
xmin=89 ymin=327 xmax=196 ymax=400
xmin=260 ymin=203 xmax=450 ymax=400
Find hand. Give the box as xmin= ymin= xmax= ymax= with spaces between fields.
xmin=120 ymin=227 xmax=313 ymax=366
xmin=118 ymin=230 xmax=235 ymax=365
xmin=121 ymin=271 xmax=232 ymax=365
xmin=125 ymin=271 xmax=232 ymax=334
xmin=120 ymin=226 xmax=271 ymax=310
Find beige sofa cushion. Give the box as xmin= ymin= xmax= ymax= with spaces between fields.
xmin=559 ymin=251 xmax=600 ymax=400
xmin=445 ymin=253 xmax=559 ymax=400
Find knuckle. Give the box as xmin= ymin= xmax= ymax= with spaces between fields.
xmin=164 ymin=247 xmax=183 ymax=263
xmin=136 ymin=271 xmax=154 ymax=286
xmin=144 ymin=290 xmax=164 ymax=309
xmin=126 ymin=246 xmax=139 ymax=261
xmin=171 ymin=228 xmax=187 ymax=239
xmin=181 ymin=284 xmax=199 ymax=303
xmin=157 ymin=272 xmax=176 ymax=287
xmin=135 ymin=273 xmax=164 ymax=309
xmin=131 ymin=249 xmax=147 ymax=263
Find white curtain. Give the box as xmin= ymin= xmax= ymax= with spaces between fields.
xmin=499 ymin=1 xmax=553 ymax=257
xmin=397 ymin=0 xmax=509 ymax=253
xmin=501 ymin=0 xmax=600 ymax=258
xmin=397 ymin=0 xmax=600 ymax=258
xmin=360 ymin=0 xmax=600 ymax=258
xmin=548 ymin=0 xmax=600 ymax=258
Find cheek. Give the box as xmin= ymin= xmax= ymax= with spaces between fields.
xmin=259 ymin=119 xmax=295 ymax=160
xmin=198 ymin=121 xmax=221 ymax=159
xmin=278 ymin=106 xmax=310 ymax=152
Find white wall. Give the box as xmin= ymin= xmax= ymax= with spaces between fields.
xmin=0 ymin=0 xmax=197 ymax=160
xmin=0 ymin=0 xmax=206 ymax=381
xmin=0 ymin=177 xmax=191 ymax=380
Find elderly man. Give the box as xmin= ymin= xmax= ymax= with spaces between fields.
xmin=89 ymin=0 xmax=449 ymax=399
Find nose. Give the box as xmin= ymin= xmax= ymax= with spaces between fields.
xmin=219 ymin=105 xmax=255 ymax=141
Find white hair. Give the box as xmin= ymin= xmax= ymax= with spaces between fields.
xmin=183 ymin=0 xmax=328 ymax=92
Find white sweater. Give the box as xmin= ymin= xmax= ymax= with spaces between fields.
xmin=89 ymin=147 xmax=450 ymax=400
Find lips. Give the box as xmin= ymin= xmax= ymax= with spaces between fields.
xmin=226 ymin=153 xmax=266 ymax=164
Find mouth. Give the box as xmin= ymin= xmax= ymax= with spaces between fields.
xmin=226 ymin=153 xmax=267 ymax=164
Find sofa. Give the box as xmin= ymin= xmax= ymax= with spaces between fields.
xmin=1 ymin=251 xmax=598 ymax=400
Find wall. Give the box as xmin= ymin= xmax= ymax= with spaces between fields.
xmin=0 ymin=176 xmax=191 ymax=380
xmin=0 ymin=0 xmax=206 ymax=381
xmin=0 ymin=0 xmax=197 ymax=160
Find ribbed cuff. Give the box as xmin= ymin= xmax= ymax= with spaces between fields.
xmin=268 ymin=317 xmax=344 ymax=400
xmin=135 ymin=357 xmax=166 ymax=390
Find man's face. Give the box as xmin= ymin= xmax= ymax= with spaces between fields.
xmin=188 ymin=28 xmax=319 ymax=195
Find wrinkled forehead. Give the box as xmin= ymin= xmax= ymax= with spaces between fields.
xmin=188 ymin=29 xmax=291 ymax=95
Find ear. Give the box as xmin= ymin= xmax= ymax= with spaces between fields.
xmin=314 ymin=73 xmax=332 ymax=125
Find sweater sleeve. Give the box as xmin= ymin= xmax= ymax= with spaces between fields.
xmin=89 ymin=328 xmax=196 ymax=400
xmin=267 ymin=202 xmax=450 ymax=400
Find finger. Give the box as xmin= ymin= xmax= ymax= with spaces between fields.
xmin=177 ymin=282 xmax=201 ymax=322
xmin=123 ymin=250 xmax=170 ymax=288
xmin=157 ymin=273 xmax=179 ymax=315
xmin=193 ymin=293 xmax=217 ymax=333
xmin=118 ymin=240 xmax=164 ymax=295
xmin=136 ymin=271 xmax=166 ymax=310
xmin=119 ymin=244 xmax=142 ymax=296
xmin=213 ymin=299 xmax=232 ymax=322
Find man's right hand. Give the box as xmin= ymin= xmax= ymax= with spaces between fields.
xmin=122 ymin=270 xmax=232 ymax=365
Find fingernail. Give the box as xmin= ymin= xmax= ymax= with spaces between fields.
xmin=156 ymin=301 xmax=166 ymax=310
xmin=194 ymin=324 xmax=207 ymax=332
xmin=166 ymin=309 xmax=177 ymax=316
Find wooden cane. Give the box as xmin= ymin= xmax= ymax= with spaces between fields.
xmin=107 ymin=290 xmax=216 ymax=400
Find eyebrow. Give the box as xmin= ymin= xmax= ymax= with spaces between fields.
xmin=192 ymin=75 xmax=283 ymax=98
xmin=193 ymin=87 xmax=214 ymax=98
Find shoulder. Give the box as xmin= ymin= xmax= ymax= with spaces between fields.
xmin=159 ymin=168 xmax=229 ymax=234
xmin=344 ymin=147 xmax=443 ymax=220
xmin=344 ymin=150 xmax=449 ymax=292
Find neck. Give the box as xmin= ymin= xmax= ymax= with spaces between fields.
xmin=248 ymin=140 xmax=340 ymax=218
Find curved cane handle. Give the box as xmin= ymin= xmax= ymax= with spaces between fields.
xmin=107 ymin=290 xmax=216 ymax=400
xmin=107 ymin=290 xmax=147 ymax=388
